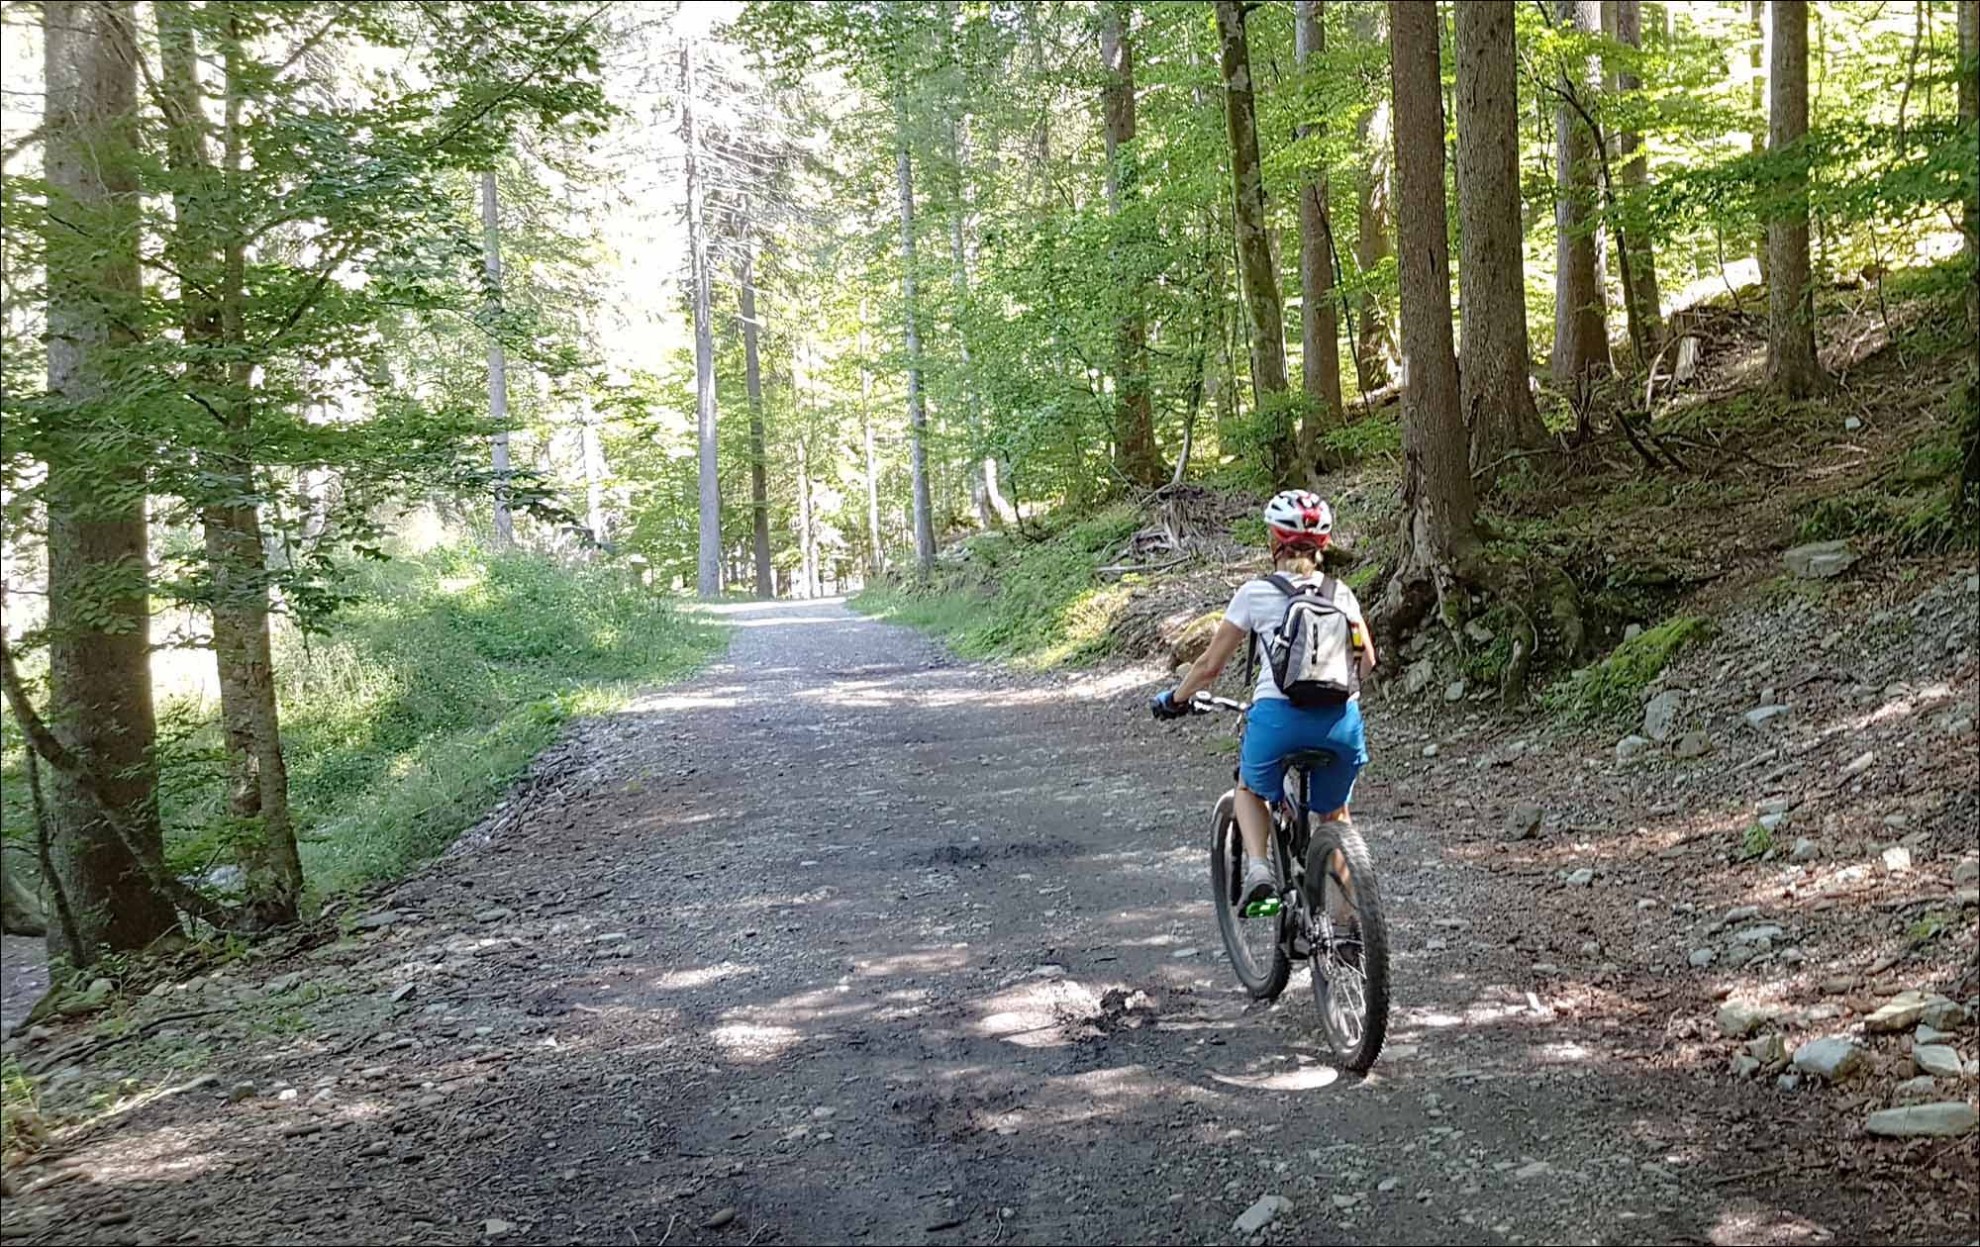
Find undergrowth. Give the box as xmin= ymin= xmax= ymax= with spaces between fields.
xmin=853 ymin=505 xmax=1141 ymax=667
xmin=2 ymin=548 xmax=725 ymax=899
xmin=1542 ymin=615 xmax=1715 ymax=724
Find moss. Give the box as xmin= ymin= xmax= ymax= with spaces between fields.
xmin=1543 ymin=614 xmax=1714 ymax=724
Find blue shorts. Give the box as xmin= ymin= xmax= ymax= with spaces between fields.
xmin=1240 ymin=697 xmax=1368 ymax=813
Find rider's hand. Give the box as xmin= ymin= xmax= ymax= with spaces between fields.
xmin=1151 ymin=689 xmax=1190 ymax=721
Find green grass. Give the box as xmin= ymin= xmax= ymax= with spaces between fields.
xmin=2 ymin=547 xmax=725 ymax=899
xmin=1542 ymin=615 xmax=1714 ymax=725
xmin=852 ymin=505 xmax=1142 ymax=667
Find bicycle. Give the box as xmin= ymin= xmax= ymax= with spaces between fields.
xmin=1186 ymin=691 xmax=1390 ymax=1072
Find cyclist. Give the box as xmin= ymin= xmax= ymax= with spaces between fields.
xmin=1151 ymin=490 xmax=1377 ymax=908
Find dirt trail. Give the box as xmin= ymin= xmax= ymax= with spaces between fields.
xmin=3 ymin=598 xmax=1969 ymax=1246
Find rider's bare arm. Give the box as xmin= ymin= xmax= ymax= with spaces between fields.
xmin=1172 ymin=620 xmax=1248 ymax=706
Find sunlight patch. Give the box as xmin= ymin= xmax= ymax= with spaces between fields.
xmin=709 ymin=1021 xmax=803 ymax=1062
xmin=651 ymin=961 xmax=757 ymax=991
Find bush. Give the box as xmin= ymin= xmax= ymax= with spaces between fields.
xmin=1543 ymin=615 xmax=1714 ymax=724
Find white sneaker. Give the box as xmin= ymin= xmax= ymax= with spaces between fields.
xmin=1240 ymin=858 xmax=1277 ymax=909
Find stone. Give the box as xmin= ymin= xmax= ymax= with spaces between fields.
xmin=1917 ymin=1024 xmax=1952 ymax=1045
xmin=1674 ymin=730 xmax=1713 ymax=759
xmin=1444 ymin=680 xmax=1467 ymax=703
xmin=473 ymin=907 xmax=513 ymax=924
xmin=1893 ymin=1075 xmax=1941 ymax=1103
xmin=1746 ymin=1034 xmax=1787 ymax=1066
xmin=1421 ymin=743 xmax=1440 ymax=759
xmin=389 ymin=983 xmax=417 ymax=1004
xmin=1233 ymin=1195 xmax=1290 ymax=1235
xmin=1729 ymin=1054 xmax=1762 ymax=1079
xmin=1912 ymin=1045 xmax=1964 ymax=1079
xmin=1864 ymin=993 xmax=1930 ymax=1034
xmin=1844 ymin=415 xmax=1862 ymax=432
xmin=1643 ymin=690 xmax=1683 ymax=742
xmin=1791 ymin=1037 xmax=1865 ymax=1082
xmin=1782 ymin=539 xmax=1856 ymax=580
xmin=1776 ymin=1072 xmax=1802 ymax=1092
xmin=1507 ymin=805 xmax=1543 ymax=841
xmin=1513 ymin=1161 xmax=1552 ymax=1180
xmin=1717 ymin=1001 xmax=1777 ymax=1038
xmin=1724 ymin=905 xmax=1762 ymax=922
xmin=1623 ymin=623 xmax=1644 ymax=642
xmin=483 ymin=1220 xmax=514 ymax=1238
xmin=1732 ymin=925 xmax=1784 ymax=945
xmin=1464 ymin=619 xmax=1495 ymax=644
xmin=1405 ymin=661 xmax=1436 ymax=697
xmin=1839 ymin=751 xmax=1875 ymax=780
xmin=1757 ymin=812 xmax=1788 ymax=833
xmin=1564 ymin=868 xmax=1595 ymax=887
xmin=1743 ymin=705 xmax=1791 ymax=731
xmin=1790 ymin=838 xmax=1819 ymax=862
xmin=1688 ymin=948 xmax=1717 ymax=968
xmin=1615 ymin=734 xmax=1652 ymax=763
xmin=701 ymin=1208 xmax=737 ymax=1230
xmin=1953 ymin=858 xmax=1980 ymax=887
xmin=228 ymin=1081 xmax=257 ymax=1103
xmin=1921 ymin=1000 xmax=1969 ymax=1030
xmin=354 ymin=910 xmax=402 ymax=931
xmin=1882 ymin=846 xmax=1913 ymax=874
xmin=1865 ymin=1103 xmax=1978 ymax=1138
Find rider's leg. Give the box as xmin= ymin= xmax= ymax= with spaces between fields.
xmin=1233 ymin=785 xmax=1274 ymax=862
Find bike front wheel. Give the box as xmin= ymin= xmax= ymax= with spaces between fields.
xmin=1304 ymin=819 xmax=1390 ymax=1071
xmin=1210 ymin=791 xmax=1290 ymax=1000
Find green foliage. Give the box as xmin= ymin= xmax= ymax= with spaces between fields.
xmin=852 ymin=506 xmax=1141 ymax=667
xmin=1738 ymin=822 xmax=1774 ymax=862
xmin=1543 ymin=616 xmax=1714 ymax=724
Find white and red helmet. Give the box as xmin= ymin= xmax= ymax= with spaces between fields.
xmin=1263 ymin=490 xmax=1333 ymax=547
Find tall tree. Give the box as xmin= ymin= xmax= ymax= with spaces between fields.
xmin=1215 ymin=0 xmax=1294 ymax=484
xmin=1610 ymin=0 xmax=1663 ymax=352
xmin=857 ymin=307 xmax=886 ymax=578
xmin=1552 ymin=0 xmax=1609 ymax=388
xmin=1295 ymin=0 xmax=1344 ymax=468
xmin=682 ymin=39 xmax=723 ymax=595
xmin=158 ymin=2 xmax=300 ymax=926
xmin=1102 ymin=1 xmax=1163 ymax=487
xmin=1765 ymin=0 xmax=1825 ymax=397
xmin=897 ymin=109 xmax=936 ymax=574
xmin=38 ymin=0 xmax=181 ymax=962
xmin=739 ymin=226 xmax=773 ymax=598
xmin=1957 ymin=0 xmax=1976 ymax=330
xmin=1455 ymin=1 xmax=1550 ymax=475
xmin=1384 ymin=0 xmax=1480 ymax=622
xmin=1350 ymin=2 xmax=1398 ymax=391
xmin=481 ymin=167 xmax=515 ymax=547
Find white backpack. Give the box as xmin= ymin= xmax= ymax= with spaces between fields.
xmin=1260 ymin=574 xmax=1357 ymax=707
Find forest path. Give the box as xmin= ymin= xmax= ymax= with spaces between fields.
xmin=3 ymin=598 xmax=1947 ymax=1246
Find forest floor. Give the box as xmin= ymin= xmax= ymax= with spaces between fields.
xmin=2 ymin=583 xmax=1975 ymax=1246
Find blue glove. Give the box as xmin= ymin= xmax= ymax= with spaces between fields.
xmin=1151 ymin=689 xmax=1189 ymax=721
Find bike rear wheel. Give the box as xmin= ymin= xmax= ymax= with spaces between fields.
xmin=1210 ymin=791 xmax=1290 ymax=1000
xmin=1304 ymin=819 xmax=1390 ymax=1071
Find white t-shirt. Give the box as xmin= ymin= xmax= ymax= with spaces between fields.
xmin=1223 ymin=574 xmax=1366 ymax=703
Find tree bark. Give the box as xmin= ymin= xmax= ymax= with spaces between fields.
xmin=1552 ymin=0 xmax=1610 ymax=389
xmin=1384 ymin=0 xmax=1481 ymax=622
xmin=1766 ymin=0 xmax=1825 ymax=397
xmin=1958 ymin=0 xmax=1977 ymax=331
xmin=739 ymin=229 xmax=772 ymax=599
xmin=1350 ymin=2 xmax=1399 ymax=392
xmin=1455 ymin=1 xmax=1550 ymax=477
xmin=1611 ymin=0 xmax=1663 ymax=353
xmin=858 ymin=305 xmax=885 ymax=578
xmin=1295 ymin=0 xmax=1345 ymax=470
xmin=1215 ymin=0 xmax=1294 ymax=484
xmin=682 ymin=41 xmax=722 ymax=595
xmin=897 ymin=108 xmax=937 ymax=575
xmin=40 ymin=0 xmax=181 ymax=963
xmin=480 ymin=168 xmax=514 ymax=547
xmin=1749 ymin=0 xmax=1769 ymax=285
xmin=1103 ymin=1 xmax=1163 ymax=487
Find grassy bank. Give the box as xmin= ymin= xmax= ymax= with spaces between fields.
xmin=2 ymin=548 xmax=725 ymax=900
xmin=852 ymin=506 xmax=1142 ymax=668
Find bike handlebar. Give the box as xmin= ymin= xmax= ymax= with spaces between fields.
xmin=1190 ymin=692 xmax=1249 ymax=714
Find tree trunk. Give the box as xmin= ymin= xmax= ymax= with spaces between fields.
xmin=1102 ymin=2 xmax=1163 ymax=487
xmin=1958 ymin=0 xmax=1977 ymax=330
xmin=682 ymin=42 xmax=722 ymax=595
xmin=982 ymin=456 xmax=1016 ymax=524
xmin=1766 ymin=0 xmax=1825 ymax=398
xmin=795 ymin=434 xmax=817 ymax=599
xmin=1351 ymin=2 xmax=1399 ymax=392
xmin=897 ymin=108 xmax=936 ymax=574
xmin=480 ymin=168 xmax=515 ymax=547
xmin=1551 ymin=0 xmax=1610 ymax=389
xmin=739 ymin=230 xmax=773 ymax=599
xmin=1384 ymin=0 xmax=1481 ymax=624
xmin=1296 ymin=0 xmax=1345 ymax=470
xmin=1456 ymin=1 xmax=1550 ymax=477
xmin=858 ymin=306 xmax=885 ymax=578
xmin=41 ymin=0 xmax=180 ymax=963
xmin=1215 ymin=0 xmax=1294 ymax=484
xmin=1611 ymin=0 xmax=1663 ymax=354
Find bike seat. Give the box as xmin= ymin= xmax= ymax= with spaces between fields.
xmin=1285 ymin=748 xmax=1339 ymax=771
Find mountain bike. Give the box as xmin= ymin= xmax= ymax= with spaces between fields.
xmin=1189 ymin=692 xmax=1390 ymax=1072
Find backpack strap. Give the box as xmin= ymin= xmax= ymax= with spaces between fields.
xmin=1317 ymin=574 xmax=1337 ymax=603
xmin=1265 ymin=573 xmax=1298 ymax=597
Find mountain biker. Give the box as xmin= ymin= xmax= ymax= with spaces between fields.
xmin=1151 ymin=490 xmax=1377 ymax=907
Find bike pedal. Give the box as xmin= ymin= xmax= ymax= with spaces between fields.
xmin=1243 ymin=897 xmax=1283 ymax=918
